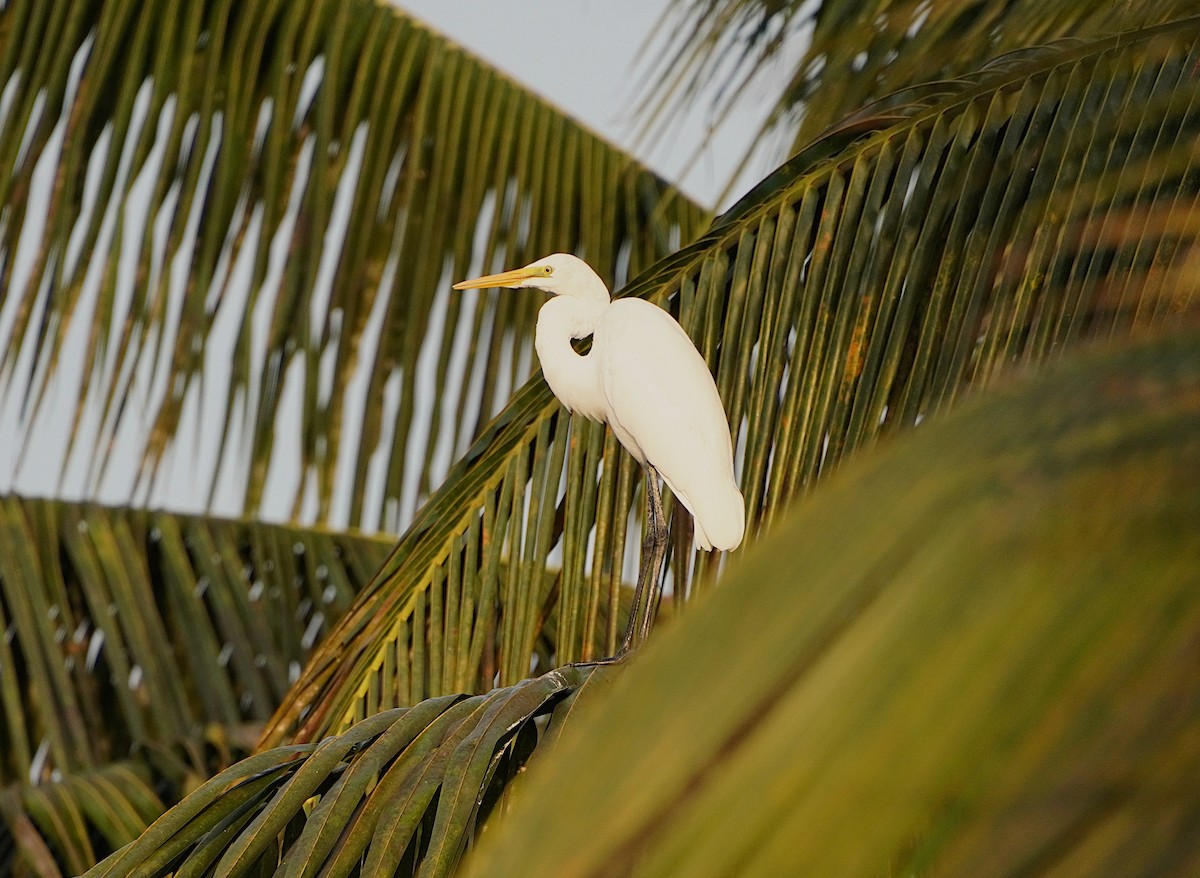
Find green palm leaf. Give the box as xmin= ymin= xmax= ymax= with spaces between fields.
xmin=645 ymin=0 xmax=1200 ymax=182
xmin=0 ymin=495 xmax=390 ymax=788
xmin=462 ymin=325 xmax=1200 ymax=877
xmin=265 ymin=18 xmax=1200 ymax=747
xmin=0 ymin=0 xmax=705 ymax=531
xmin=0 ymin=494 xmax=402 ymax=872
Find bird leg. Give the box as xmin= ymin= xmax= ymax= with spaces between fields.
xmin=576 ymin=467 xmax=668 ymax=667
xmin=619 ymin=466 xmax=668 ymax=656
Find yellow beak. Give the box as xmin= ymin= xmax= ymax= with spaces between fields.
xmin=452 ymin=266 xmax=543 ymax=290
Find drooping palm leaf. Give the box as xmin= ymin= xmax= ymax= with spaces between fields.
xmin=79 ymin=662 xmax=608 ymax=878
xmin=0 ymin=495 xmax=390 ymax=789
xmin=645 ymin=0 xmax=1200 ymax=181
xmin=0 ymin=0 xmax=706 ymax=531
xmin=262 ymin=18 xmax=1200 ymax=748
xmin=462 ymin=325 xmax=1200 ymax=877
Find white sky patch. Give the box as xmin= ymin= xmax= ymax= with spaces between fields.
xmin=252 ymin=97 xmax=273 ymax=156
xmin=402 ymin=275 xmax=451 ymax=524
xmin=14 ymin=79 xmax=153 ymax=497
xmin=310 ymin=121 xmax=369 ymax=346
xmin=142 ymin=113 xmax=222 ymax=508
xmin=298 ymin=467 xmax=321 ymax=522
xmin=90 ymin=93 xmax=177 ymax=491
xmin=293 ymin=56 xmax=325 ymax=130
xmin=253 ymin=128 xmax=316 ymax=392
xmin=0 ymin=69 xmax=21 ymax=134
xmin=205 ymin=189 xmax=248 ymax=313
xmin=137 ymin=177 xmax=180 ymax=380
xmin=454 ymin=290 xmax=492 ymax=451
xmin=12 ymin=89 xmax=44 ymax=170
xmin=430 ymin=284 xmax=480 ymax=485
xmin=7 ymin=91 xmax=56 ymax=309
xmin=63 ymin=124 xmax=111 ymax=280
xmin=0 ymin=268 xmax=55 ymax=488
xmin=491 ymin=328 xmax=516 ymax=422
xmin=258 ymin=353 xmax=308 ymax=521
xmin=378 ymin=147 xmax=405 ymax=220
xmin=203 ymin=201 xmax=265 ymax=515
xmin=364 ymin=367 xmax=404 ymax=533
xmin=332 ymin=249 xmax=397 ymax=530
xmin=513 ymin=320 xmax=534 ymax=389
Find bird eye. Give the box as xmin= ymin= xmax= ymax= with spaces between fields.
xmin=543 ymin=266 xmax=553 ymax=275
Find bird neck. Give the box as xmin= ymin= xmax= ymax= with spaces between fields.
xmin=535 ymin=296 xmax=608 ymax=422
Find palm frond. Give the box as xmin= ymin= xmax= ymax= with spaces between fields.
xmin=79 ymin=663 xmax=606 ymax=878
xmin=0 ymin=495 xmax=586 ymax=875
xmin=263 ymin=18 xmax=1200 ymax=747
xmin=462 ymin=326 xmax=1200 ymax=876
xmin=0 ymin=0 xmax=706 ymax=531
xmin=0 ymin=495 xmax=390 ymax=787
xmin=643 ymin=1 xmax=1200 ymax=186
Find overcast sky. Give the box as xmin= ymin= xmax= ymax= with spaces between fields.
xmin=390 ymin=0 xmax=791 ymax=208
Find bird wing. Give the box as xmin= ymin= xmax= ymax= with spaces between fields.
xmin=596 ymin=299 xmax=744 ymax=550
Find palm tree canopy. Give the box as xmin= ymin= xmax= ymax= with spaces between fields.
xmin=0 ymin=0 xmax=701 ymax=870
xmin=644 ymin=0 xmax=1200 ymax=190
xmin=265 ymin=16 xmax=1200 ymax=747
xmin=1 ymin=2 xmax=1199 ymax=876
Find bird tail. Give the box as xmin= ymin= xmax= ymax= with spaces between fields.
xmin=662 ymin=471 xmax=745 ymax=552
xmin=693 ymin=484 xmax=745 ymax=552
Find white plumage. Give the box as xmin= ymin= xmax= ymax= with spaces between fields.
xmin=454 ymin=253 xmax=744 ymax=551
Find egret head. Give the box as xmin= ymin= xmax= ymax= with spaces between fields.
xmin=453 ymin=253 xmax=610 ymax=305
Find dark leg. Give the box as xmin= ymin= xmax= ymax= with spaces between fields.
xmin=621 ymin=466 xmax=668 ymax=655
xmin=576 ymin=466 xmax=668 ymax=667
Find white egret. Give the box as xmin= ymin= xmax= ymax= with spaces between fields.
xmin=454 ymin=253 xmax=744 ymax=652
